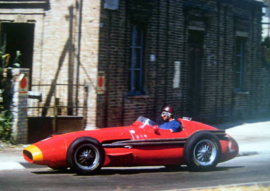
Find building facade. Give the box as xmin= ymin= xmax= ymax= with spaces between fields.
xmin=0 ymin=0 xmax=268 ymax=138
xmin=97 ymin=0 xmax=268 ymax=127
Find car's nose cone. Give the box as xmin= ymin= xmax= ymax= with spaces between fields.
xmin=23 ymin=145 xmax=43 ymax=163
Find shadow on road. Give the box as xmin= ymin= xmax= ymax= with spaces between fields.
xmin=208 ymin=166 xmax=244 ymax=172
xmin=20 ymin=163 xmax=47 ymax=169
xmin=31 ymin=165 xmax=243 ymax=176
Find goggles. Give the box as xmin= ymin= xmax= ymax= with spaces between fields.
xmin=161 ymin=111 xmax=169 ymax=117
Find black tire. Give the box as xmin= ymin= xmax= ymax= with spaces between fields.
xmin=67 ymin=137 xmax=105 ymax=175
xmin=184 ymin=131 xmax=221 ymax=171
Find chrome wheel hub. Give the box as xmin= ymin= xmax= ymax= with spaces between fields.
xmin=74 ymin=144 xmax=100 ymax=170
xmin=193 ymin=139 xmax=217 ymax=166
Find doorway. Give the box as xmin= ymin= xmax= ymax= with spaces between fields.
xmin=1 ymin=23 xmax=35 ymax=88
xmin=186 ymin=30 xmax=204 ymax=121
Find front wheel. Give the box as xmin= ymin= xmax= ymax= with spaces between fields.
xmin=67 ymin=137 xmax=105 ymax=175
xmin=184 ymin=132 xmax=221 ymax=171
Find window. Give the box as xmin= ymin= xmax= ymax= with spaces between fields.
xmin=235 ymin=37 xmax=246 ymax=92
xmin=129 ymin=25 xmax=145 ymax=95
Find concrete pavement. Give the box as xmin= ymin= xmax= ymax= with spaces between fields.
xmin=216 ymin=117 xmax=270 ymax=155
xmin=0 ymin=144 xmax=29 ymax=171
xmin=0 ymin=117 xmax=270 ymax=171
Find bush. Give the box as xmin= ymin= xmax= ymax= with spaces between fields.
xmin=0 ymin=46 xmax=21 ymax=144
xmin=0 ymin=110 xmax=14 ymax=144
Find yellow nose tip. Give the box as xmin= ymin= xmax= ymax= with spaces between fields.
xmin=23 ymin=145 xmax=43 ymax=163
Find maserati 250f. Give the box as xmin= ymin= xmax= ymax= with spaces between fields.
xmin=23 ymin=116 xmax=238 ymax=175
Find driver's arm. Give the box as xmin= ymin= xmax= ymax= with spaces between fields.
xmin=170 ymin=121 xmax=181 ymax=132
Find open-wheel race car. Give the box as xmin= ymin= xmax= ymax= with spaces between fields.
xmin=23 ymin=116 xmax=238 ymax=175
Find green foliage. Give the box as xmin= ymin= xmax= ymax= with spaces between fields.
xmin=0 ymin=45 xmax=22 ymax=143
xmin=0 ymin=110 xmax=14 ymax=144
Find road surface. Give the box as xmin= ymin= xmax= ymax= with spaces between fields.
xmin=0 ymin=153 xmax=269 ymax=191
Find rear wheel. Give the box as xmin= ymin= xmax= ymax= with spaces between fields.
xmin=67 ymin=137 xmax=104 ymax=175
xmin=184 ymin=132 xmax=221 ymax=171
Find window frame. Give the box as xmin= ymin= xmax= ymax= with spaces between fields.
xmin=128 ymin=24 xmax=145 ymax=95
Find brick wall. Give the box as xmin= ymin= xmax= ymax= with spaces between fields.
xmin=12 ymin=68 xmax=30 ymax=144
xmin=97 ymin=0 xmax=268 ymax=127
xmin=35 ymin=0 xmax=100 ymax=127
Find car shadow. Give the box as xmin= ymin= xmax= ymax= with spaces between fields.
xmin=32 ymin=167 xmax=173 ymax=175
xmin=32 ymin=165 xmax=244 ymax=176
xmin=98 ymin=166 xmax=186 ymax=175
xmin=189 ymin=166 xmax=244 ymax=173
xmin=20 ymin=162 xmax=47 ymax=169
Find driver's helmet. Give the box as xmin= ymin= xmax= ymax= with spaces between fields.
xmin=161 ymin=106 xmax=174 ymax=118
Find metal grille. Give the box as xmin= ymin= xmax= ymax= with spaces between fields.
xmin=28 ymin=80 xmax=88 ymax=117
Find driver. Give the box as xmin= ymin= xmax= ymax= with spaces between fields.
xmin=159 ymin=106 xmax=181 ymax=132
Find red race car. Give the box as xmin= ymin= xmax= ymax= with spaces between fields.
xmin=23 ymin=116 xmax=238 ymax=175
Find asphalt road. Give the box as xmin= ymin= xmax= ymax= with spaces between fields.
xmin=0 ymin=153 xmax=270 ymax=191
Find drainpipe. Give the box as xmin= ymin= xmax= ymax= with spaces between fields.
xmin=75 ymin=0 xmax=83 ymax=116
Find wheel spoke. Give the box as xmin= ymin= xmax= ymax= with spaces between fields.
xmin=193 ymin=139 xmax=217 ymax=166
xmin=79 ymin=157 xmax=84 ymax=162
xmin=74 ymin=143 xmax=101 ymax=171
